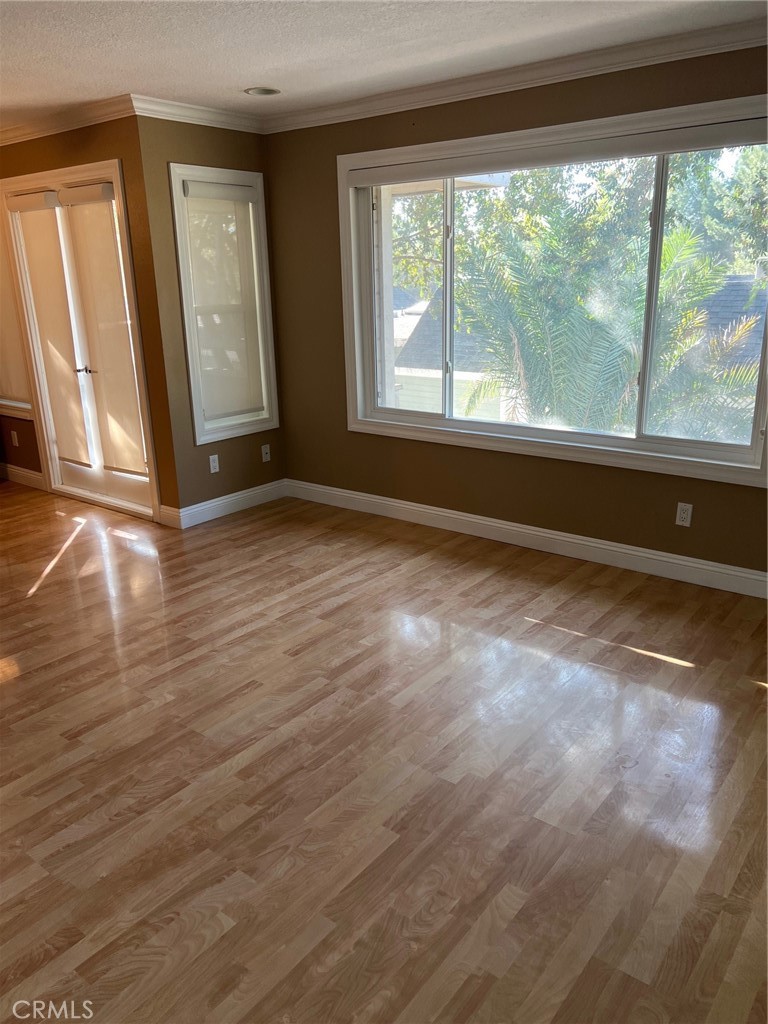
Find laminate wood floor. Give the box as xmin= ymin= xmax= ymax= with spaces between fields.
xmin=0 ymin=481 xmax=765 ymax=1024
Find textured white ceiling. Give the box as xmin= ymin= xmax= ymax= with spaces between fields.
xmin=0 ymin=0 xmax=765 ymax=128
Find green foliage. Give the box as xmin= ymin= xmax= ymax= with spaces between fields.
xmin=390 ymin=145 xmax=767 ymax=444
xmin=455 ymin=159 xmax=655 ymax=434
xmin=390 ymin=190 xmax=443 ymax=298
xmin=665 ymin=146 xmax=768 ymax=271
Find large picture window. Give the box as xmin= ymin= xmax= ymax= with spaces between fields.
xmin=340 ymin=100 xmax=767 ymax=484
xmin=170 ymin=165 xmax=278 ymax=445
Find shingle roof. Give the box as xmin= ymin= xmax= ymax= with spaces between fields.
xmin=699 ymin=274 xmax=766 ymax=364
xmin=396 ymin=289 xmax=490 ymax=373
xmin=393 ymin=286 xmax=417 ymax=312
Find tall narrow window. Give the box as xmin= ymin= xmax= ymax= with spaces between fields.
xmin=170 ymin=165 xmax=278 ymax=444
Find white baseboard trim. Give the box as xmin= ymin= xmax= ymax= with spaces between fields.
xmin=284 ymin=479 xmax=766 ymax=598
xmin=159 ymin=479 xmax=288 ymax=529
xmin=152 ymin=475 xmax=765 ymax=597
xmin=0 ymin=464 xmax=46 ymax=490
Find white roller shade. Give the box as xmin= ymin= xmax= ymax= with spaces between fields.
xmin=67 ymin=201 xmax=147 ymax=476
xmin=0 ymin=218 xmax=31 ymax=403
xmin=6 ymin=191 xmax=59 ymax=213
xmin=18 ymin=208 xmax=91 ymax=467
xmin=169 ymin=162 xmax=278 ymax=444
xmin=58 ymin=183 xmax=115 ymax=206
xmin=184 ymin=194 xmax=265 ymax=420
xmin=182 ymin=179 xmax=257 ymax=203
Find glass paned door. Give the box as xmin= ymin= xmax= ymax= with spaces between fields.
xmin=14 ymin=191 xmax=150 ymax=510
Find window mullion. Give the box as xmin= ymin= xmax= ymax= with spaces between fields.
xmin=443 ymin=177 xmax=454 ymax=420
xmin=636 ymin=154 xmax=669 ymax=439
xmin=369 ymin=186 xmax=388 ymax=409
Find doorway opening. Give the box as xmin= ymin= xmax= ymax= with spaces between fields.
xmin=2 ymin=161 xmax=158 ymax=519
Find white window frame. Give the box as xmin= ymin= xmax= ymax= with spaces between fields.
xmin=170 ymin=164 xmax=279 ymax=445
xmin=338 ymin=97 xmax=768 ymax=487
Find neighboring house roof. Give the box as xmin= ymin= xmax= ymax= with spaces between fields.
xmin=393 ymin=286 xmax=417 ymax=312
xmin=396 ymin=289 xmax=491 ymax=374
xmin=396 ymin=276 xmax=767 ymax=373
xmin=699 ymin=274 xmax=766 ymax=363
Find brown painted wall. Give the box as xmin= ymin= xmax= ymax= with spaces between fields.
xmin=135 ymin=117 xmax=284 ymax=507
xmin=0 ymin=415 xmax=41 ymax=472
xmin=265 ymin=48 xmax=768 ymax=571
xmin=0 ymin=117 xmax=179 ymax=505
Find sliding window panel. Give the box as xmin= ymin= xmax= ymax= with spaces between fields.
xmin=644 ymin=144 xmax=768 ymax=446
xmin=18 ymin=208 xmax=91 ymax=467
xmin=374 ymin=181 xmax=445 ymax=414
xmin=452 ymin=158 xmax=656 ymax=434
xmin=66 ymin=200 xmax=147 ymax=476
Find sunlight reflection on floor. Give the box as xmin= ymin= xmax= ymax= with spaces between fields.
xmin=523 ymin=616 xmax=696 ymax=667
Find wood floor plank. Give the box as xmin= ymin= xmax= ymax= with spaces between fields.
xmin=0 ymin=481 xmax=765 ymax=1024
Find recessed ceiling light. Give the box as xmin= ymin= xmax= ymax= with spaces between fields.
xmin=244 ymin=86 xmax=281 ymax=96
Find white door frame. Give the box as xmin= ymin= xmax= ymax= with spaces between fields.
xmin=1 ymin=159 xmax=161 ymax=522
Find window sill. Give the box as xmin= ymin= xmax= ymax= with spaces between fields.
xmin=194 ymin=413 xmax=279 ymax=446
xmin=348 ymin=413 xmax=766 ymax=487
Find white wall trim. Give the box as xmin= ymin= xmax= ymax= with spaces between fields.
xmin=284 ymin=480 xmax=767 ymax=599
xmin=0 ymin=95 xmax=136 ymax=146
xmin=259 ymin=19 xmax=766 ymax=133
xmin=154 ymin=475 xmax=766 ymax=596
xmin=158 ymin=479 xmax=288 ymax=529
xmin=340 ymin=97 xmax=767 ymax=181
xmin=130 ymin=95 xmax=261 ymax=135
xmin=2 ymin=460 xmax=761 ymax=595
xmin=0 ymin=399 xmax=33 ymax=420
xmin=0 ymin=463 xmax=46 ymax=490
xmin=1 ymin=20 xmax=763 ymax=145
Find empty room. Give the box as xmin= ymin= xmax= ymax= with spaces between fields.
xmin=0 ymin=2 xmax=766 ymax=1022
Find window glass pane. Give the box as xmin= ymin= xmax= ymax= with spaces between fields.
xmin=451 ymin=159 xmax=656 ymax=434
xmin=187 ymin=197 xmax=242 ymax=307
xmin=645 ymin=145 xmax=768 ymax=445
xmin=185 ymin=196 xmax=266 ymax=420
xmin=376 ymin=181 xmax=443 ymax=413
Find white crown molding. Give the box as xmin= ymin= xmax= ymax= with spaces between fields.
xmin=259 ymin=19 xmax=767 ymax=134
xmin=0 ymin=94 xmax=135 ymax=146
xmin=0 ymin=93 xmax=262 ymax=146
xmin=129 ymin=94 xmax=261 ymax=135
xmin=1 ymin=19 xmax=763 ymax=145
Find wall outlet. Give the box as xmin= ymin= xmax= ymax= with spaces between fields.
xmin=675 ymin=502 xmax=693 ymax=527
xmin=10 ymin=430 xmax=19 ymax=447
xmin=209 ymin=453 xmax=219 ymax=473
xmin=261 ymin=444 xmax=271 ymax=463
